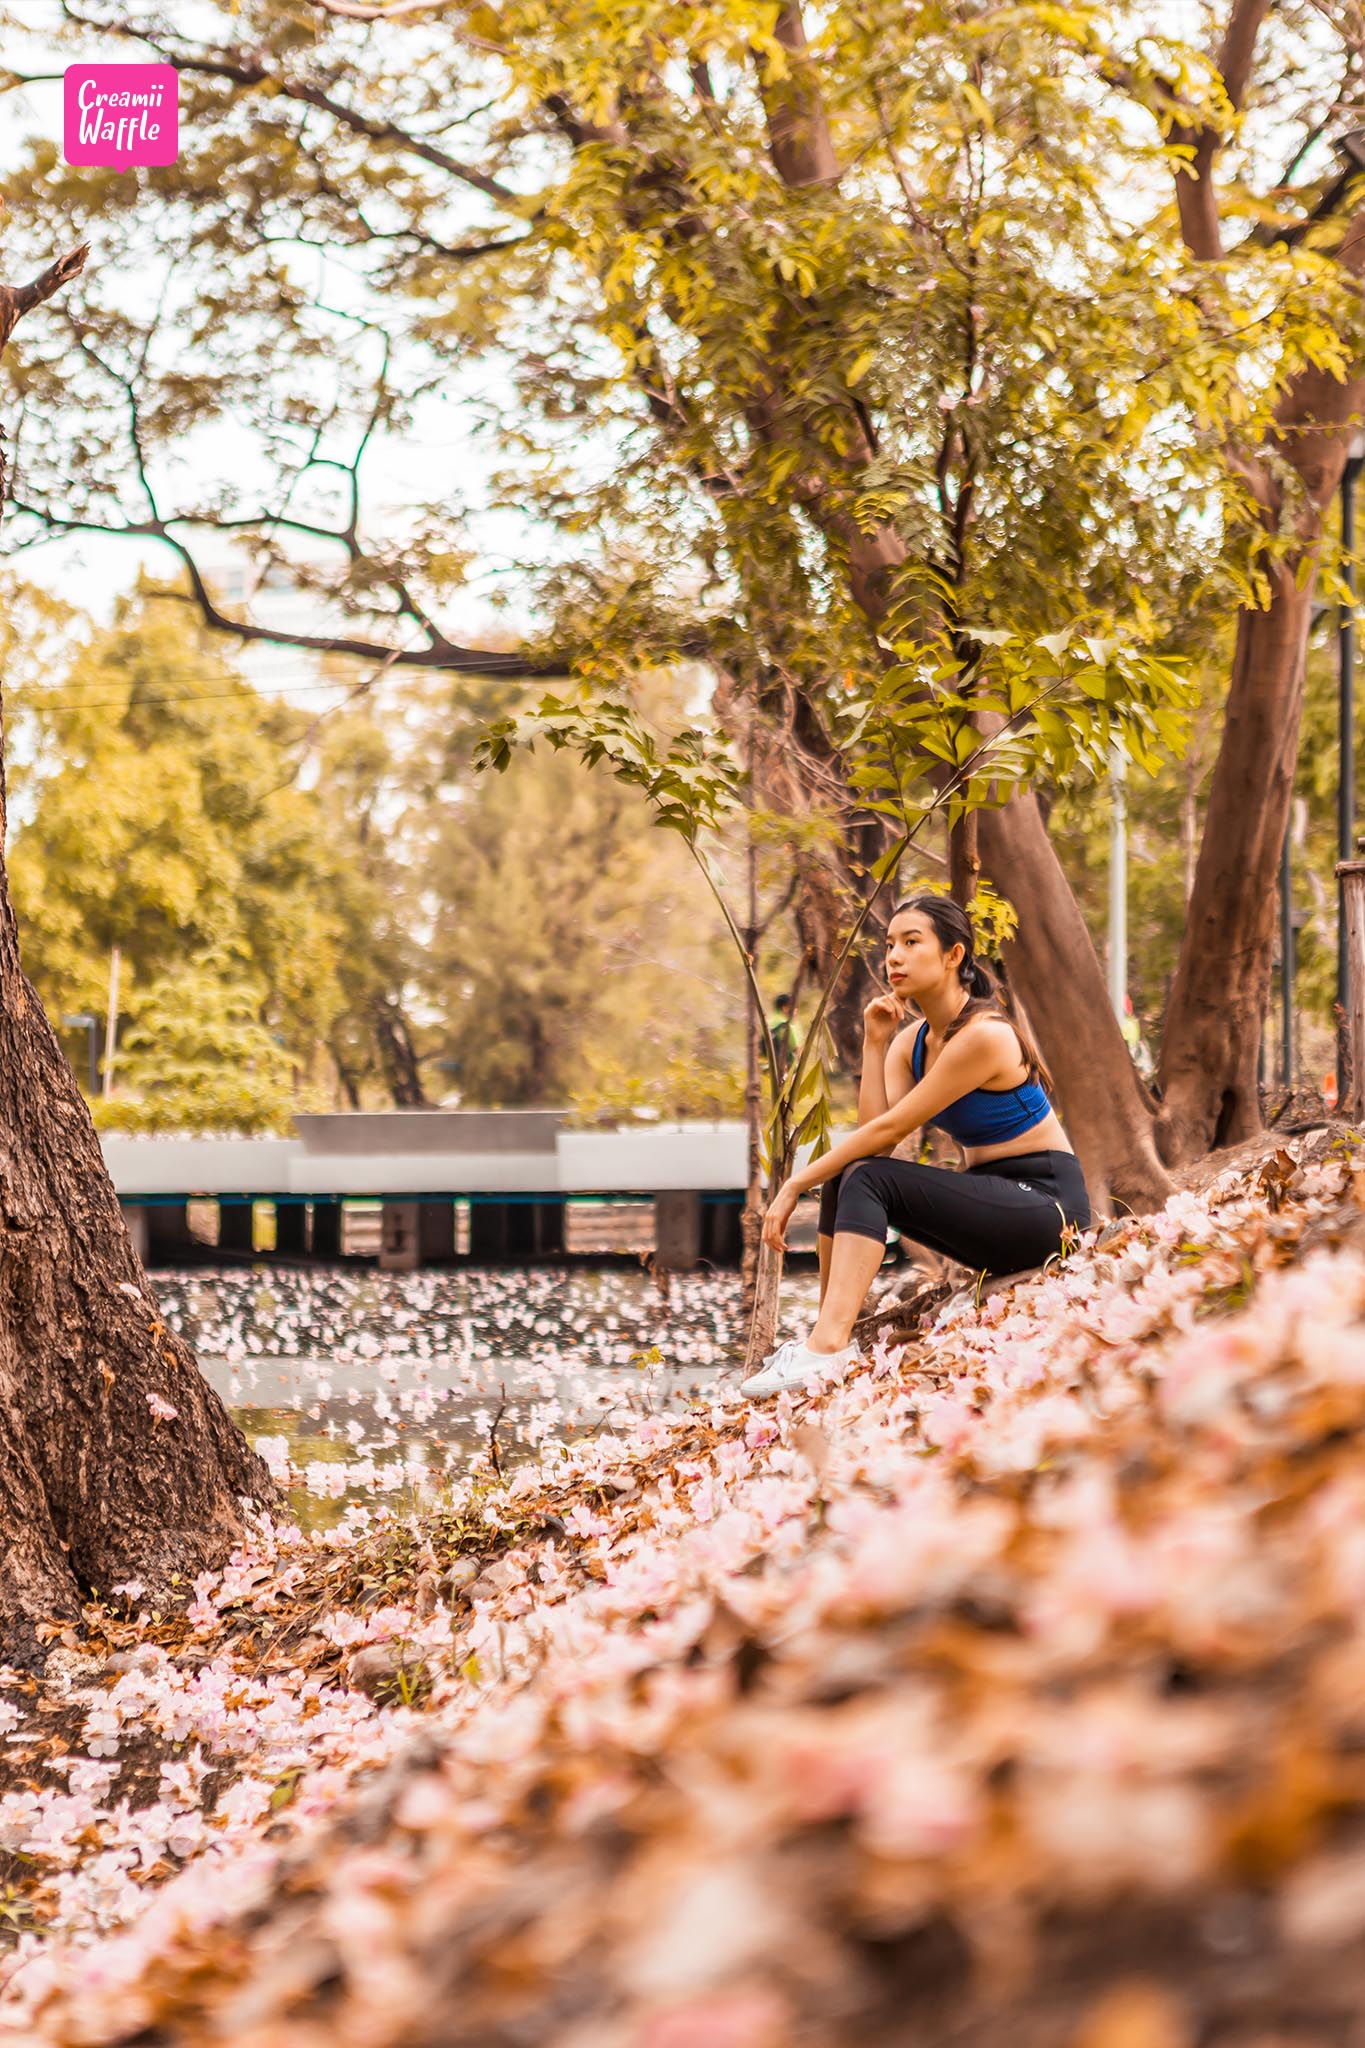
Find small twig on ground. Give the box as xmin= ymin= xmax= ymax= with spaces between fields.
xmin=488 ymin=1384 xmax=508 ymax=1478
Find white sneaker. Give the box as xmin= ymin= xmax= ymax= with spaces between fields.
xmin=740 ymin=1338 xmax=862 ymax=1399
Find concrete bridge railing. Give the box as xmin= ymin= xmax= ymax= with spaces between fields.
xmin=105 ymin=1112 xmax=758 ymax=1271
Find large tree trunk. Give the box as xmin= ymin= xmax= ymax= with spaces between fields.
xmin=0 ymin=783 xmax=277 ymax=1667
xmin=1156 ymin=571 xmax=1311 ymax=1157
xmin=1150 ymin=27 xmax=1365 ymax=1158
xmin=978 ymin=795 xmax=1169 ymax=1215
xmin=0 ymin=245 xmax=276 ymax=1667
xmin=1155 ymin=347 xmax=1365 ymax=1157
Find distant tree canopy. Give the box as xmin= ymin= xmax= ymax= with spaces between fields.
xmin=2 ymin=579 xmax=754 ymax=1124
xmin=100 ymin=943 xmax=299 ymax=1135
xmin=1 ymin=0 xmax=1274 ymax=657
xmin=425 ymin=740 xmax=743 ymax=1112
xmin=4 ymin=582 xmax=420 ymax=1121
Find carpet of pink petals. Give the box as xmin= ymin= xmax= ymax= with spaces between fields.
xmin=6 ymin=1137 xmax=1365 ymax=2043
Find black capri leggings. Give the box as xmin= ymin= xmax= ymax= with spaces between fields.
xmin=817 ymin=1150 xmax=1091 ymax=1276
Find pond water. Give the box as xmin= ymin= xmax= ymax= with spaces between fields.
xmin=154 ymin=1264 xmax=823 ymax=1527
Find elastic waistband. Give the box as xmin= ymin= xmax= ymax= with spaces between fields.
xmin=965 ymin=1149 xmax=1081 ymax=1181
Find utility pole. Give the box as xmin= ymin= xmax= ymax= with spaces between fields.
xmin=1280 ymin=826 xmax=1294 ymax=1089
xmin=1107 ymin=743 xmax=1127 ymax=1021
xmin=1338 ymin=434 xmax=1365 ymax=1089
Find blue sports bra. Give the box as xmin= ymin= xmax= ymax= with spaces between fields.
xmin=910 ymin=1019 xmax=1052 ymax=1148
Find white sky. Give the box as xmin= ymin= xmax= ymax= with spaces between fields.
xmin=0 ymin=9 xmax=535 ymax=698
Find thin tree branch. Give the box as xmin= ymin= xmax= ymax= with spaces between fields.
xmin=1218 ymin=0 xmax=1275 ymax=113
xmin=58 ymin=5 xmax=519 ymax=207
xmin=0 ymin=243 xmax=90 ymax=352
xmin=0 ymin=237 xmax=90 ymax=513
xmin=5 ymin=501 xmax=555 ymax=675
xmin=312 ymin=0 xmax=456 ymax=17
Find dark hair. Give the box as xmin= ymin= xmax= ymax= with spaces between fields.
xmin=889 ymin=893 xmax=1054 ymax=1094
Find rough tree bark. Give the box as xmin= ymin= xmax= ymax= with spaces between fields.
xmin=977 ymin=795 xmax=1169 ymax=1209
xmin=1157 ymin=253 xmax=1365 ymax=1157
xmin=0 ymin=242 xmax=277 ymax=1668
xmin=1157 ymin=574 xmax=1314 ymax=1153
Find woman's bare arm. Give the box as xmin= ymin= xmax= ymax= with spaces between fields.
xmin=883 ymin=1028 xmax=916 ymax=1114
xmin=857 ymin=1044 xmax=891 ymax=1126
xmin=854 ymin=1028 xmax=920 ymax=1148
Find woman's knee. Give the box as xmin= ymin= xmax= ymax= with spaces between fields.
xmin=834 ymin=1158 xmax=894 ymax=1239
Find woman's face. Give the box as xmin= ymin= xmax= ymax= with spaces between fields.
xmin=885 ymin=912 xmax=962 ymax=1001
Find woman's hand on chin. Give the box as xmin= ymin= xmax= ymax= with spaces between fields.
xmin=863 ymin=992 xmax=905 ymax=1045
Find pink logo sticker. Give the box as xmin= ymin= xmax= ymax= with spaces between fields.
xmin=63 ymin=65 xmax=178 ymax=171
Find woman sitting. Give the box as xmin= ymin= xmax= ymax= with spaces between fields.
xmin=742 ymin=893 xmax=1090 ymax=1399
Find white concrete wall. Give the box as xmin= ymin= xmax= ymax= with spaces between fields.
xmin=101 ymin=1135 xmax=297 ymax=1195
xmin=290 ymin=1150 xmax=563 ymax=1195
xmin=99 ymin=1121 xmax=753 ymax=1196
xmin=558 ymin=1123 xmax=748 ymax=1192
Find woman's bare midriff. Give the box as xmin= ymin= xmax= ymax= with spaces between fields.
xmin=961 ymin=1109 xmax=1071 ymax=1169
xmin=903 ymin=1019 xmax=1074 ymax=1168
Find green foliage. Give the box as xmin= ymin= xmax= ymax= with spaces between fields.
xmin=93 ymin=946 xmax=302 ymax=1135
xmin=839 ymin=619 xmax=1192 ymax=843
xmin=427 ymin=733 xmax=741 ymax=1109
xmin=478 ymin=616 xmax=1191 ymax=1161
xmin=902 ymin=876 xmax=1018 ymax=954
xmin=477 ymin=696 xmax=742 ymax=845
xmin=6 ymin=582 xmax=422 ymax=1110
xmin=4 ymin=0 xmax=1362 ymax=1134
